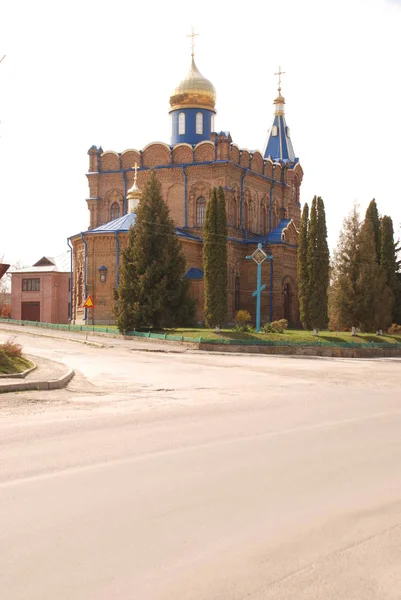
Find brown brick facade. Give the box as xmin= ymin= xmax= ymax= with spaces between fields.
xmin=71 ymin=135 xmax=303 ymax=326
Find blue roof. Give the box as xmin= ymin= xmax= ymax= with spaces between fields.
xmin=264 ymin=114 xmax=296 ymax=162
xmin=246 ymin=219 xmax=292 ymax=245
xmin=185 ymin=267 xmax=204 ymax=280
xmin=176 ymin=229 xmax=202 ymax=241
xmin=77 ymin=215 xmax=205 ymax=240
xmin=90 ymin=212 xmax=136 ymax=233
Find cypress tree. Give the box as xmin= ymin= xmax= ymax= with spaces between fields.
xmin=215 ymin=186 xmax=228 ymax=324
xmin=314 ymin=197 xmax=330 ymax=329
xmin=297 ymin=202 xmax=310 ymax=329
xmin=365 ymin=199 xmax=380 ymax=262
xmin=356 ymin=219 xmax=393 ymax=332
xmin=203 ymin=187 xmax=228 ymax=328
xmin=115 ymin=171 xmax=194 ymax=332
xmin=307 ymin=197 xmax=319 ymax=332
xmin=380 ymin=215 xmax=400 ymax=323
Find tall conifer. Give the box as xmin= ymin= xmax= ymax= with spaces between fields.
xmin=315 ymin=197 xmax=330 ymax=329
xmin=307 ymin=197 xmax=319 ymax=332
xmin=203 ymin=187 xmax=228 ymax=327
xmin=115 ymin=171 xmax=194 ymax=332
xmin=330 ymin=204 xmax=362 ymax=331
xmin=357 ymin=219 xmax=393 ymax=331
xmin=297 ymin=203 xmax=310 ymax=329
xmin=380 ymin=215 xmax=400 ymax=323
xmin=365 ymin=199 xmax=381 ymax=262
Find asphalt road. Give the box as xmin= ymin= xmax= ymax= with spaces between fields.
xmin=0 ymin=326 xmax=400 ymax=599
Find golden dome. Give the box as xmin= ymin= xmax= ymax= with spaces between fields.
xmin=169 ymin=57 xmax=216 ymax=112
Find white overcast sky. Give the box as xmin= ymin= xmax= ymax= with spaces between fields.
xmin=0 ymin=0 xmax=400 ymax=266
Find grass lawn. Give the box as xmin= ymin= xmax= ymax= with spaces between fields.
xmin=0 ymin=352 xmax=32 ymax=375
xmin=169 ymin=328 xmax=401 ymax=345
xmin=0 ymin=339 xmax=33 ymax=375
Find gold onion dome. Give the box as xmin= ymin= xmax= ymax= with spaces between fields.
xmin=169 ymin=57 xmax=216 ymax=112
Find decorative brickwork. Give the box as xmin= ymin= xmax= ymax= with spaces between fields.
xmin=142 ymin=143 xmax=171 ymax=167
xmin=251 ymin=151 xmax=264 ymax=174
xmin=121 ymin=149 xmax=141 ymax=170
xmin=240 ymin=150 xmax=251 ymax=169
xmin=194 ymin=141 xmax=214 ymax=163
xmin=101 ymin=151 xmax=120 ymax=171
xmin=172 ymin=144 xmax=193 ymax=164
xmin=230 ymin=144 xmax=240 ymax=164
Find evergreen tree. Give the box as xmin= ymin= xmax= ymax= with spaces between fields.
xmin=203 ymin=187 xmax=228 ymax=328
xmin=297 ymin=203 xmax=310 ymax=329
xmin=330 ymin=204 xmax=362 ymax=331
xmin=215 ymin=186 xmax=228 ymax=323
xmin=331 ymin=205 xmax=393 ymax=332
xmin=356 ymin=219 xmax=393 ymax=331
xmin=380 ymin=215 xmax=401 ymax=323
xmin=307 ymin=197 xmax=320 ymax=332
xmin=365 ymin=199 xmax=380 ymax=262
xmin=115 ymin=171 xmax=194 ymax=332
xmin=314 ymin=197 xmax=330 ymax=329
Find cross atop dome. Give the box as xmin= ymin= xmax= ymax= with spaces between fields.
xmin=264 ymin=67 xmax=296 ymax=162
xmin=187 ymin=27 xmax=199 ymax=58
xmin=274 ymin=66 xmax=286 ymax=96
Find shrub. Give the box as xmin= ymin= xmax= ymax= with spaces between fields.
xmin=1 ymin=337 xmax=22 ymax=357
xmin=388 ymin=323 xmax=401 ymax=334
xmin=271 ymin=320 xmax=288 ymax=333
xmin=234 ymin=310 xmax=251 ymax=326
xmin=233 ymin=310 xmax=253 ymax=332
xmin=261 ymin=323 xmax=276 ymax=333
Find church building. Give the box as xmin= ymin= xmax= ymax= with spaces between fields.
xmin=69 ymin=43 xmax=303 ymax=326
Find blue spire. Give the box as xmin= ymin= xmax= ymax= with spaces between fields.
xmin=264 ymin=86 xmax=296 ymax=162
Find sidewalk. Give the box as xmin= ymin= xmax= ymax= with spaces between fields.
xmin=0 ymin=323 xmax=194 ymax=353
xmin=0 ymin=355 xmax=74 ymax=393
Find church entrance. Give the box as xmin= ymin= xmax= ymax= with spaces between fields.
xmin=283 ymin=283 xmax=292 ymax=323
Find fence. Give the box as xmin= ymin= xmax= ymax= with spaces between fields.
xmin=0 ymin=318 xmax=400 ymax=349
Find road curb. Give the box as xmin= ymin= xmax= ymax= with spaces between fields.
xmin=0 ymin=368 xmax=75 ymax=394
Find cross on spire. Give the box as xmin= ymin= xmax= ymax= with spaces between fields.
xmin=133 ymin=161 xmax=139 ymax=184
xmin=187 ymin=27 xmax=199 ymax=58
xmin=274 ymin=66 xmax=286 ymax=94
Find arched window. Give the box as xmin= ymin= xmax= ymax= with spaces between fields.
xmin=211 ymin=115 xmax=215 ymax=132
xmin=196 ymin=196 xmax=206 ymax=226
xmin=178 ymin=112 xmax=186 ymax=135
xmin=110 ymin=202 xmax=120 ymax=220
xmin=196 ymin=112 xmax=203 ymax=135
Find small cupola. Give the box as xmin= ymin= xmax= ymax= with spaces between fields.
xmin=127 ymin=162 xmax=142 ymax=213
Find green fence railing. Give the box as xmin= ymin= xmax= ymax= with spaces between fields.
xmin=1 ymin=318 xmax=400 ymax=349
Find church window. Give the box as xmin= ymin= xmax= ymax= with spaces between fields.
xmin=110 ymin=202 xmax=120 ymax=220
xmin=196 ymin=112 xmax=203 ymax=134
xmin=211 ymin=115 xmax=215 ymax=132
xmin=271 ymin=125 xmax=278 ymax=137
xmin=286 ymin=126 xmax=291 ymax=138
xmin=179 ymin=112 xmax=186 ymax=135
xmin=196 ymin=196 xmax=206 ymax=226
